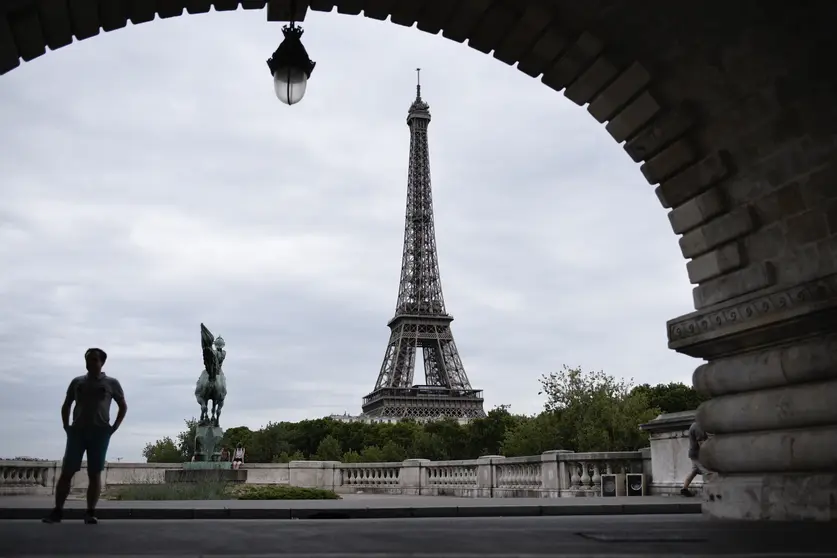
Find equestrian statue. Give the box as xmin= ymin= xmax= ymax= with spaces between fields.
xmin=195 ymin=323 xmax=227 ymax=427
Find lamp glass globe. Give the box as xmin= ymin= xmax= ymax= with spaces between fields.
xmin=273 ymin=66 xmax=308 ymax=105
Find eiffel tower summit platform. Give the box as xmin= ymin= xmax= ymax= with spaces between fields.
xmin=362 ymin=71 xmax=485 ymax=422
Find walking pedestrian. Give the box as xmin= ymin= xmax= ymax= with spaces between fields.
xmin=681 ymin=420 xmax=710 ymax=497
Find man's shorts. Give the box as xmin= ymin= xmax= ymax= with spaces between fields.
xmin=691 ymin=458 xmax=709 ymax=476
xmin=62 ymin=425 xmax=112 ymax=474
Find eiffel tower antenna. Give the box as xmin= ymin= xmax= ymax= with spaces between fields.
xmin=416 ymin=67 xmax=421 ymax=97
xmin=361 ymin=72 xmax=486 ymax=421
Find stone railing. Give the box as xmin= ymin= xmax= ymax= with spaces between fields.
xmin=0 ymin=450 xmax=653 ymax=498
xmin=6 ymin=406 xmax=712 ymax=499
xmin=0 ymin=460 xmax=56 ymax=495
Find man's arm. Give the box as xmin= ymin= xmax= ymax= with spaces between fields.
xmin=61 ymin=380 xmax=76 ymax=430
xmin=111 ymin=379 xmax=128 ymax=434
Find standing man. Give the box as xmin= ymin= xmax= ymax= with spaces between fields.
xmin=681 ymin=420 xmax=709 ymax=497
xmin=43 ymin=348 xmax=128 ymax=524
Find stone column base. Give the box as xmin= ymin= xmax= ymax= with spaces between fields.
xmin=703 ymin=473 xmax=837 ymax=521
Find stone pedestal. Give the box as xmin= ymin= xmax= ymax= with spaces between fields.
xmin=400 ymin=458 xmax=430 ymax=495
xmin=639 ymin=410 xmax=699 ymax=495
xmin=668 ymin=273 xmax=837 ymax=521
xmin=194 ymin=425 xmax=224 ymax=462
xmin=165 ymin=464 xmax=246 ymax=484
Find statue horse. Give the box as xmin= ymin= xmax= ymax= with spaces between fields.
xmin=195 ymin=367 xmax=227 ymax=426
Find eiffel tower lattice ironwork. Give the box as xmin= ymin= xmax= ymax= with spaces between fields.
xmin=362 ymin=70 xmax=486 ymax=421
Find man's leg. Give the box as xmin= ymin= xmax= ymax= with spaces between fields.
xmin=681 ymin=466 xmax=699 ymax=496
xmin=43 ymin=429 xmax=83 ymax=523
xmin=84 ymin=428 xmax=112 ymax=524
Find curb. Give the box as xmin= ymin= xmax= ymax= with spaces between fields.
xmin=0 ymin=503 xmax=701 ymax=520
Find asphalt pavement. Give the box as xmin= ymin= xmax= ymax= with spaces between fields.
xmin=3 ymin=514 xmax=837 ymax=557
xmin=0 ymin=494 xmax=700 ymax=520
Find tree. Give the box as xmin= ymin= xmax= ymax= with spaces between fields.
xmin=539 ymin=365 xmax=658 ymax=452
xmin=630 ymin=382 xmax=708 ymax=414
xmin=142 ymin=436 xmax=182 ymax=463
xmin=501 ymin=411 xmax=561 ymax=457
xmin=380 ymin=440 xmax=408 ymax=462
xmin=360 ymin=445 xmax=384 ymax=462
xmin=341 ymin=450 xmax=363 ymax=463
xmin=466 ymin=405 xmax=523 ymax=457
xmin=314 ymin=435 xmax=342 ymax=461
xmin=222 ymin=426 xmax=253 ymax=451
xmin=176 ymin=418 xmax=198 ymax=461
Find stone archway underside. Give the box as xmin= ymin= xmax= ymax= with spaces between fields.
xmin=2 ymin=0 xmax=836 ymax=521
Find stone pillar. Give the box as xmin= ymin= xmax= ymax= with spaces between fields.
xmin=477 ymin=455 xmax=504 ymax=498
xmin=639 ymin=411 xmax=698 ymax=496
xmin=540 ymin=450 xmax=572 ymax=496
xmin=668 ymin=274 xmax=837 ymax=521
xmin=289 ymin=460 xmax=339 ymax=490
xmin=399 ymin=458 xmax=429 ymax=496
xmin=555 ymin=451 xmax=575 ymax=491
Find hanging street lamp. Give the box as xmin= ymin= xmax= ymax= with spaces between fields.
xmin=266 ymin=21 xmax=316 ymax=106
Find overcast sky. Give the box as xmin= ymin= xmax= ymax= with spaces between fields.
xmin=0 ymin=9 xmax=699 ymax=462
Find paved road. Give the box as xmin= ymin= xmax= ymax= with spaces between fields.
xmin=0 ymin=494 xmax=687 ymax=508
xmin=3 ymin=515 xmax=836 ymax=557
xmin=0 ymin=494 xmax=699 ymax=519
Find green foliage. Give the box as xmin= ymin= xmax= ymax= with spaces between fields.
xmin=630 ymin=382 xmax=708 ymax=414
xmin=143 ymin=372 xmax=705 ymax=463
xmin=141 ymin=436 xmax=182 ymax=464
xmin=501 ymin=411 xmax=562 ymax=457
xmin=538 ymin=365 xmax=660 ymax=452
xmin=314 ymin=435 xmax=342 ymax=461
xmin=107 ymin=481 xmax=229 ymax=500
xmin=106 ymin=482 xmax=340 ymax=500
xmin=234 ymin=485 xmax=340 ymax=500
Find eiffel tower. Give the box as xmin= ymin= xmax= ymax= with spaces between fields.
xmin=361 ymin=70 xmax=486 ymax=421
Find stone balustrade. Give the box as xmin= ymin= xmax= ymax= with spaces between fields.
xmin=2 ymin=411 xmax=699 ymax=499
xmin=1 ymin=450 xmax=651 ymax=498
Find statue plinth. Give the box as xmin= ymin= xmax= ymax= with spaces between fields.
xmin=165 ymin=467 xmax=245 ymax=483
xmin=193 ymin=425 xmax=224 ymax=462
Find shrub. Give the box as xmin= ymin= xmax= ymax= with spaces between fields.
xmin=106 ymin=482 xmax=341 ymax=501
xmin=107 ymin=481 xmax=229 ymax=500
xmin=233 ymin=485 xmax=341 ymax=500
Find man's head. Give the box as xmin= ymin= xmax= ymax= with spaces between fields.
xmin=84 ymin=348 xmax=107 ymax=374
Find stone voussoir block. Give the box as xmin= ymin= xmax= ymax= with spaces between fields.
xmin=640 ymin=138 xmax=699 ymax=185
xmin=308 ymin=1 xmax=338 ymax=13
xmin=785 ymin=209 xmax=831 ymax=246
xmin=587 ymin=61 xmax=650 ymax=123
xmin=606 ymin=91 xmax=660 ymax=143
xmin=655 ymin=151 xmax=730 ymax=209
xmin=692 ymin=262 xmax=774 ymax=309
xmin=625 ymin=106 xmax=695 ymax=163
xmin=442 ymin=0 xmax=493 ymax=44
xmin=212 ymin=1 xmax=243 ymax=12
xmin=466 ymin=2 xmax=517 ymax=55
xmin=668 ymin=187 xmax=727 ymax=235
xmin=679 ymin=207 xmax=755 ymax=259
xmin=563 ymin=55 xmax=618 ymax=106
xmin=541 ymin=31 xmax=603 ymax=92
xmin=362 ymin=0 xmax=395 ymax=21
xmin=686 ymin=242 xmax=744 ymax=284
xmin=492 ymin=3 xmax=552 ymax=65
xmin=518 ymin=28 xmax=568 ymax=78
xmin=8 ymin=7 xmax=45 ymax=62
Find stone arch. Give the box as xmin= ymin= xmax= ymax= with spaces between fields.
xmin=2 ymin=0 xmax=836 ymax=521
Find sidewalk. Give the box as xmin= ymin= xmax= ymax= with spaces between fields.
xmin=0 ymin=494 xmax=700 ymax=520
